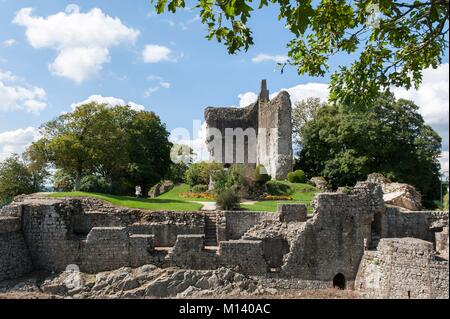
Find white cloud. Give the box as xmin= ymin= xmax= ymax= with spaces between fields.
xmin=142 ymin=44 xmax=178 ymax=63
xmin=392 ymin=63 xmax=449 ymax=125
xmin=144 ymin=76 xmax=171 ymax=97
xmin=0 ymin=70 xmax=47 ymax=113
xmin=392 ymin=63 xmax=449 ymax=156
xmin=0 ymin=70 xmax=18 ymax=82
xmin=237 ymin=82 xmax=329 ymax=107
xmin=238 ymin=92 xmax=258 ymax=107
xmin=71 ymin=95 xmax=145 ymax=111
xmin=252 ymin=54 xmax=288 ymax=64
xmin=0 ymin=127 xmax=40 ymax=161
xmin=180 ymin=15 xmax=200 ymax=30
xmin=271 ymin=83 xmax=329 ymax=105
xmin=2 ymin=39 xmax=16 ymax=47
xmin=13 ymin=6 xmax=139 ymax=83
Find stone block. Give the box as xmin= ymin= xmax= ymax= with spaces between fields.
xmin=278 ymin=204 xmax=307 ymax=223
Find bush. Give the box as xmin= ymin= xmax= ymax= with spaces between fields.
xmin=166 ymin=162 xmax=189 ymax=183
xmin=254 ymin=164 xmax=271 ymax=183
xmin=192 ymin=184 xmax=209 ymax=193
xmin=79 ymin=175 xmax=111 ymax=193
xmin=212 ymin=165 xmax=245 ymax=194
xmin=216 ymin=189 xmax=240 ymax=210
xmin=287 ymin=169 xmax=307 ymax=183
xmin=266 ymin=180 xmax=294 ymax=196
xmin=184 ymin=162 xmax=222 ymax=187
xmin=444 ymin=193 xmax=449 ymax=210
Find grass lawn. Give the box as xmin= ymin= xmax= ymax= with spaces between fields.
xmin=48 ymin=182 xmax=319 ymax=213
xmin=49 ymin=184 xmax=203 ymax=211
xmin=240 ymin=181 xmax=319 ymax=214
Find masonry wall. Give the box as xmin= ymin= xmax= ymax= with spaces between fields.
xmin=12 ymin=197 xmax=205 ymax=273
xmin=219 ymin=211 xmax=279 ymax=240
xmin=355 ymin=238 xmax=449 ymax=299
xmin=281 ymin=183 xmax=384 ymax=282
xmin=257 ymin=92 xmax=293 ymax=179
xmin=0 ymin=217 xmax=32 ymax=281
xmin=382 ymin=207 xmax=448 ymax=242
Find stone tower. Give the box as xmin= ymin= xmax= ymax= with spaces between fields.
xmin=204 ymin=80 xmax=293 ymax=179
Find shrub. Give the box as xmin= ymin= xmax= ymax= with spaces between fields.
xmin=287 ymin=169 xmax=307 ymax=183
xmin=79 ymin=175 xmax=111 ymax=193
xmin=266 ymin=180 xmax=294 ymax=196
xmin=166 ymin=162 xmax=189 ymax=183
xmin=212 ymin=165 xmax=245 ymax=194
xmin=192 ymin=184 xmax=209 ymax=193
xmin=254 ymin=164 xmax=271 ymax=183
xmin=216 ymin=189 xmax=240 ymax=210
xmin=184 ymin=162 xmax=222 ymax=187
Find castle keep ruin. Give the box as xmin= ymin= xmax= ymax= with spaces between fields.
xmin=0 ymin=181 xmax=448 ymax=299
xmin=204 ymin=80 xmax=293 ymax=179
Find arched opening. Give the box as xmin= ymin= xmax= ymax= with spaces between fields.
xmin=333 ymin=273 xmax=346 ymax=290
xmin=370 ymin=212 xmax=382 ymax=249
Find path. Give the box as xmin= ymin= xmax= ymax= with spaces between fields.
xmin=191 ymin=200 xmax=258 ymax=211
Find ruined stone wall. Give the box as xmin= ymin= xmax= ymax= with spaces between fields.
xmin=220 ymin=211 xmax=278 ymax=240
xmin=355 ymin=238 xmax=449 ymax=299
xmin=204 ymin=103 xmax=258 ymax=165
xmin=257 ymin=92 xmax=293 ymax=179
xmin=281 ymin=183 xmax=383 ymax=282
xmin=204 ymin=81 xmax=293 ymax=180
xmin=3 ymin=197 xmax=204 ymax=273
xmin=0 ymin=217 xmax=32 ymax=281
xmin=382 ymin=207 xmax=448 ymax=243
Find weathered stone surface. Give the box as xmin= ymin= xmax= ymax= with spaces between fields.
xmin=204 ymin=80 xmax=293 ymax=180
xmin=149 ymin=180 xmax=174 ymax=198
xmin=0 ymin=217 xmax=32 ymax=281
xmin=278 ymin=204 xmax=307 ymax=223
xmin=367 ymin=173 xmax=422 ymax=210
xmin=1 ymin=183 xmax=448 ymax=299
xmin=355 ymin=238 xmax=449 ymax=299
xmin=309 ymin=177 xmax=330 ymax=191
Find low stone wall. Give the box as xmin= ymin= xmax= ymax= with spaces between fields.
xmin=355 ymin=238 xmax=449 ymax=299
xmin=219 ymin=240 xmax=268 ymax=275
xmin=0 ymin=217 xmax=32 ymax=281
xmin=128 ymin=222 xmax=203 ymax=247
xmin=382 ymin=208 xmax=448 ymax=243
xmin=9 ymin=197 xmax=204 ymax=273
xmin=220 ymin=211 xmax=278 ymax=240
xmin=169 ymin=235 xmax=218 ymax=269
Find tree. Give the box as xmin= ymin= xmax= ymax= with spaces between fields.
xmin=292 ymin=97 xmax=326 ymax=147
xmin=166 ymin=144 xmax=195 ymax=183
xmin=152 ymin=0 xmax=449 ymax=106
xmin=126 ymin=111 xmax=173 ymax=196
xmin=0 ymin=154 xmax=38 ymax=204
xmin=40 ymin=103 xmax=103 ymax=190
xmin=36 ymin=103 xmax=172 ymax=195
xmin=298 ymin=92 xmax=442 ymax=206
xmin=23 ymin=138 xmax=50 ymax=191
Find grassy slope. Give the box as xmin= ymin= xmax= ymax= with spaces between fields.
xmin=49 ymin=184 xmax=203 ymax=211
xmin=49 ymin=182 xmax=319 ymax=213
xmin=240 ymin=181 xmax=319 ymax=214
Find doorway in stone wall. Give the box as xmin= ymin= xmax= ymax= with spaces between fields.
xmin=333 ymin=273 xmax=346 ymax=290
xmin=370 ymin=212 xmax=382 ymax=249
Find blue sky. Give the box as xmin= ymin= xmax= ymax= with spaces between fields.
xmin=0 ymin=0 xmax=449 ymax=173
